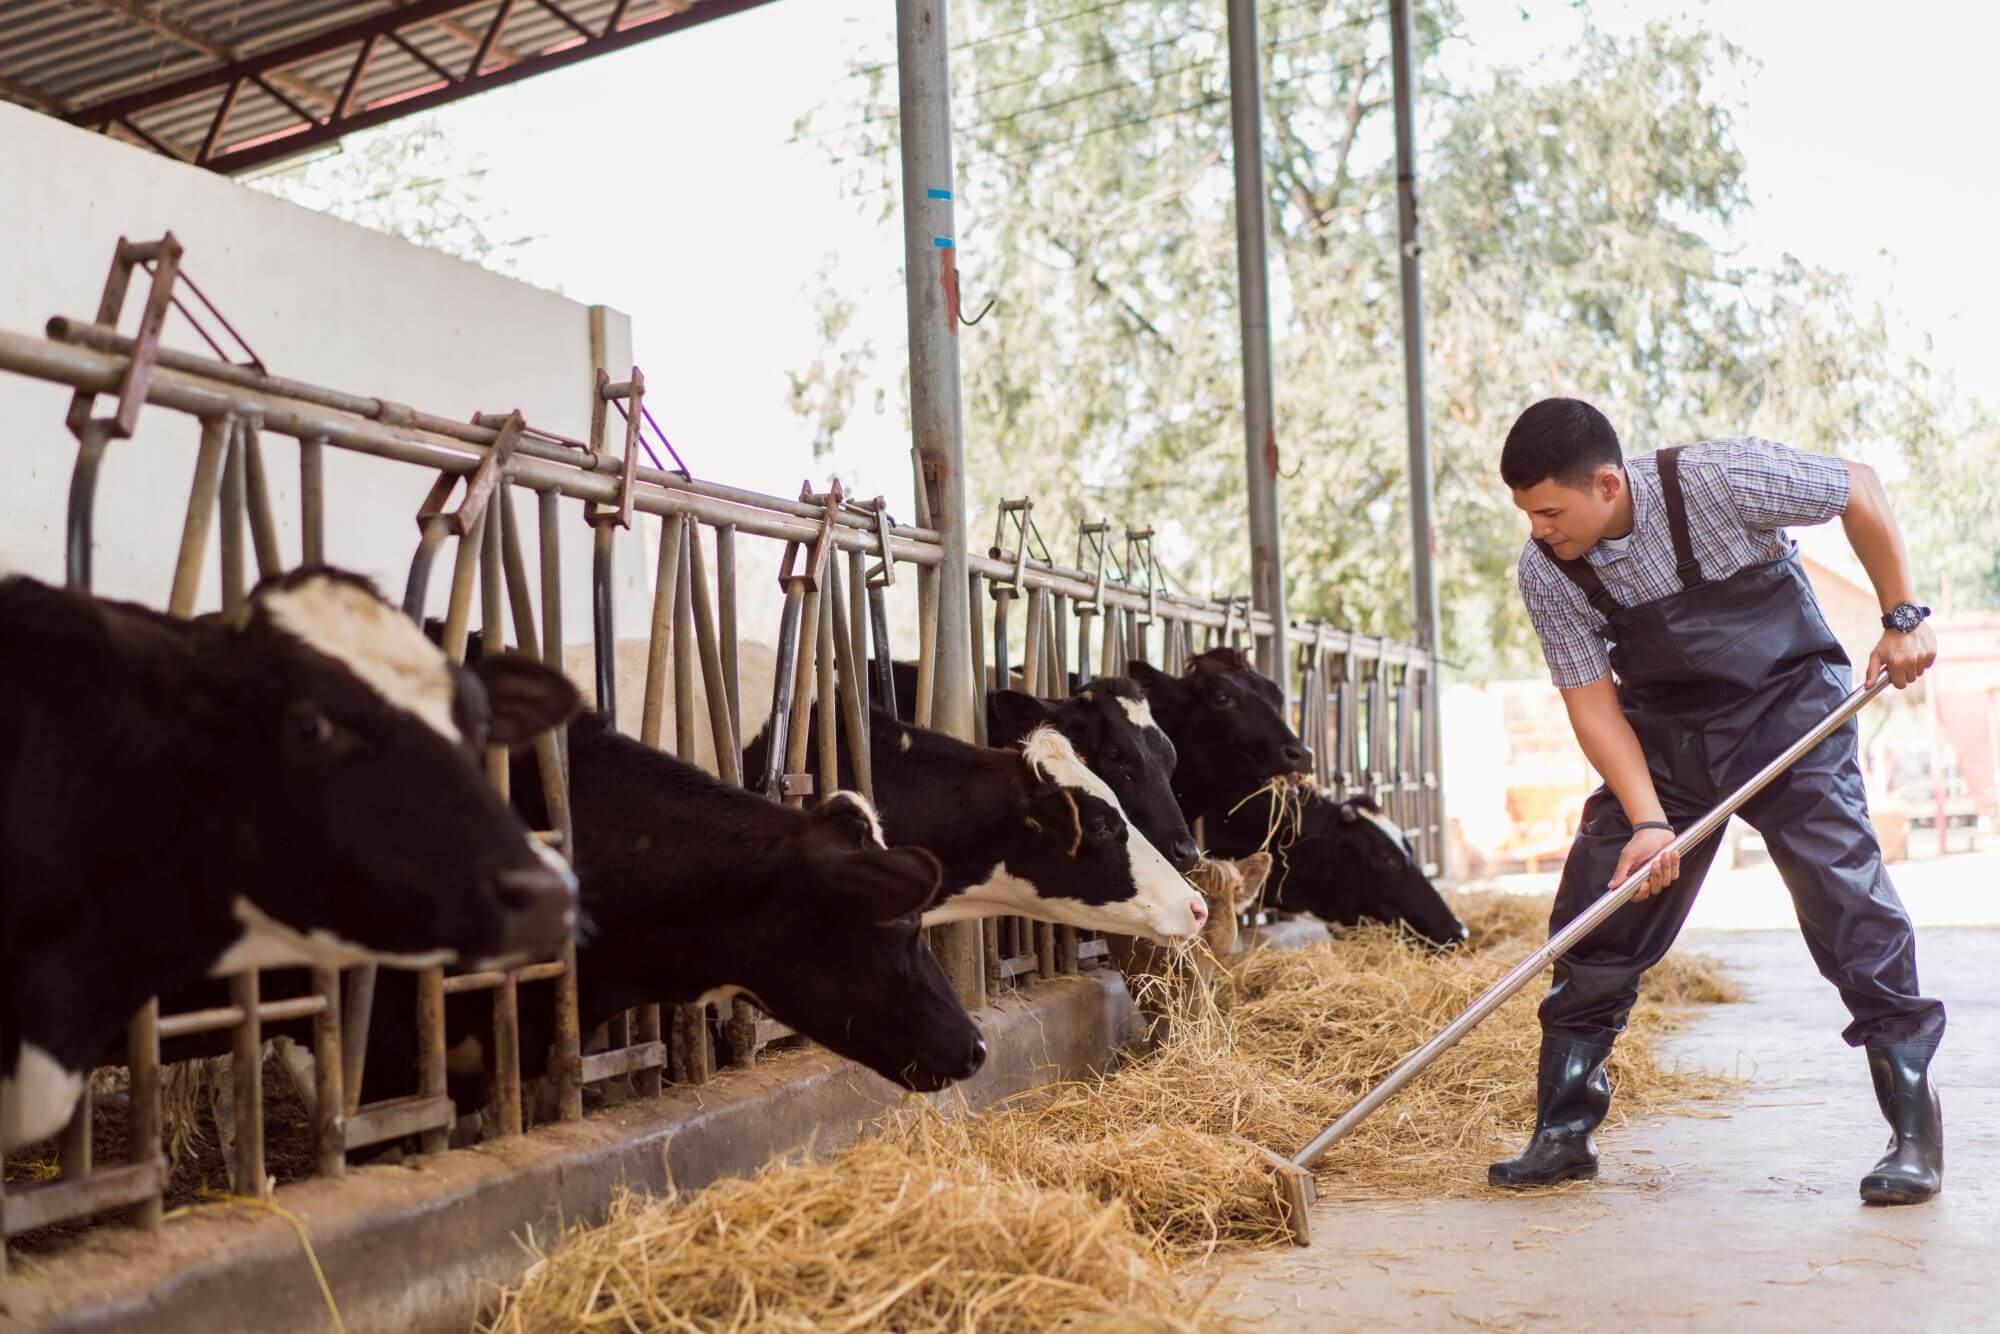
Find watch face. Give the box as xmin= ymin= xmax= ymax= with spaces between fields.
xmin=1891 ymin=604 xmax=1920 ymax=631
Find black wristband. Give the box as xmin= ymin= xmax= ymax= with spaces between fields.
xmin=1632 ymin=820 xmax=1674 ymax=835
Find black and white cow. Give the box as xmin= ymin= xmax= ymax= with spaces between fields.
xmin=144 ymin=708 xmax=988 ymax=1149
xmin=887 ymin=661 xmax=1199 ymax=872
xmin=507 ymin=712 xmax=986 ymax=1091
xmin=745 ymin=707 xmax=1208 ymax=942
xmin=1 ymin=569 xmax=579 ymax=1152
xmin=1208 ymin=788 xmax=1467 ymax=947
xmin=1129 ymin=649 xmax=1313 ymax=822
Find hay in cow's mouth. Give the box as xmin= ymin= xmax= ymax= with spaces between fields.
xmin=478 ymin=893 xmax=1737 ymax=1330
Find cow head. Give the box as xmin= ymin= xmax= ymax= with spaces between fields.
xmin=923 ymin=727 xmax=1208 ymax=943
xmin=1128 ymin=649 xmax=1311 ymax=816
xmin=725 ymin=794 xmax=985 ymax=1092
xmin=987 ymin=678 xmax=1199 ymax=870
xmin=1187 ymin=851 xmax=1273 ymax=961
xmin=209 ymin=569 xmax=581 ymax=973
xmin=1277 ymin=797 xmax=1466 ymax=947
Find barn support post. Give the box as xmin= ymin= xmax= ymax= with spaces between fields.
xmin=1389 ymin=0 xmax=1447 ymax=871
xmin=535 ymin=487 xmax=585 ymax=1122
xmin=1225 ymin=0 xmax=1288 ymax=706
xmin=896 ymin=0 xmax=984 ymax=1009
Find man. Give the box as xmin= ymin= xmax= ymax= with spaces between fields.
xmin=1491 ymin=398 xmax=1945 ymax=1205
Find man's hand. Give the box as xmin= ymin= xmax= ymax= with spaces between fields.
xmin=1867 ymin=622 xmax=1938 ymax=690
xmin=1612 ymin=825 xmax=1680 ymax=901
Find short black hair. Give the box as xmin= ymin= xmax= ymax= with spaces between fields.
xmin=1499 ymin=398 xmax=1622 ymax=489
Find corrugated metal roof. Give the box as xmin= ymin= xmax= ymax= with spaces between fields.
xmin=0 ymin=0 xmax=778 ymax=173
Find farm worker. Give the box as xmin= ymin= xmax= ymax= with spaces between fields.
xmin=1489 ymin=398 xmax=1945 ymax=1204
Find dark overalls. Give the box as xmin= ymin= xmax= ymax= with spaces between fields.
xmin=1536 ymin=448 xmax=1945 ymax=1051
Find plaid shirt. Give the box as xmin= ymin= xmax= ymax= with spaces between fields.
xmin=1518 ymin=438 xmax=1852 ymax=688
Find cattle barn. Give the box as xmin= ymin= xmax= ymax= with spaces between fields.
xmin=0 ymin=1 xmax=1449 ymax=1327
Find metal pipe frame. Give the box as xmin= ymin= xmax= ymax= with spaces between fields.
xmin=0 ymin=316 xmax=1444 ymax=1259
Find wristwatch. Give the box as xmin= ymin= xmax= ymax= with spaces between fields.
xmin=1881 ymin=602 xmax=1931 ymax=633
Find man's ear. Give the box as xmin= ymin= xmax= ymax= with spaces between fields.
xmin=1595 ymin=464 xmax=1624 ymax=503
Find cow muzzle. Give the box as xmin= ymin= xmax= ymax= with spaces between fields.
xmin=485 ymin=861 xmax=577 ymax=960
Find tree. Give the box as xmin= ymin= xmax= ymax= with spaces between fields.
xmin=246 ymin=116 xmax=538 ymax=277
xmin=793 ymin=2 xmax=1993 ymax=674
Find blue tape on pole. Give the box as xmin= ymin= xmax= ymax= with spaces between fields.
xmin=927 ymin=188 xmax=952 ymax=200
xmin=933 ymin=237 xmax=955 ymax=248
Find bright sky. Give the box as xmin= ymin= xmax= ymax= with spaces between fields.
xmin=421 ymin=0 xmax=1999 ymax=516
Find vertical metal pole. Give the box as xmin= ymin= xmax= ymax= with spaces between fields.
xmin=898 ymin=0 xmax=983 ymax=1008
xmin=1226 ymin=0 xmax=1288 ymax=705
xmin=229 ymin=969 xmax=266 ymax=1197
xmin=1390 ymin=0 xmax=1447 ymax=870
xmin=539 ymin=490 xmax=584 ymax=1124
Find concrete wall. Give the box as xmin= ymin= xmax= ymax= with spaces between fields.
xmin=0 ymin=101 xmax=651 ymax=635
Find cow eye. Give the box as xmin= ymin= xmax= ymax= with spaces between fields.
xmin=1087 ymin=816 xmax=1115 ymax=840
xmin=1208 ymin=692 xmax=1234 ymax=710
xmin=1101 ymin=749 xmax=1123 ymax=768
xmin=289 ymin=705 xmax=336 ymax=747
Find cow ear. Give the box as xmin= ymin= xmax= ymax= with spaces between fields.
xmin=823 ymin=846 xmax=943 ymax=921
xmin=1231 ymin=852 xmax=1274 ymax=908
xmin=473 ymin=652 xmax=580 ymax=746
xmin=1021 ymin=782 xmax=1083 ymax=856
xmin=988 ymin=690 xmax=1058 ymax=745
xmin=1126 ymin=660 xmax=1178 ymax=700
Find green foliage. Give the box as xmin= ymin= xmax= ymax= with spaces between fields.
xmin=794 ymin=1 xmax=1996 ymax=668
xmin=245 ymin=117 xmax=536 ymax=277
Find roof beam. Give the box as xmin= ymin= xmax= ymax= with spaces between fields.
xmin=203 ymin=0 xmax=784 ymax=175
xmin=394 ymin=1 xmax=525 ymax=68
xmin=67 ymin=0 xmax=493 ymax=127
xmin=0 ymin=71 xmax=66 ymax=114
xmin=76 ymin=0 xmax=341 ymax=112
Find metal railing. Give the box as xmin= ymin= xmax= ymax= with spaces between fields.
xmin=0 ymin=235 xmax=1441 ymax=1268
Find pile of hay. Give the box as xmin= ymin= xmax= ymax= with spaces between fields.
xmin=478 ymin=1139 xmax=1211 ymax=1333
xmin=889 ymin=891 xmax=1738 ymax=1250
xmin=481 ymin=892 xmax=1738 ymax=1327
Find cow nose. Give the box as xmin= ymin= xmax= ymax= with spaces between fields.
xmin=1281 ymin=742 xmax=1312 ymax=772
xmin=1188 ymin=896 xmax=1209 ymax=932
xmin=488 ymin=865 xmax=576 ymax=955
xmin=964 ymin=1035 xmax=988 ymax=1077
xmin=1169 ymin=838 xmax=1201 ymax=871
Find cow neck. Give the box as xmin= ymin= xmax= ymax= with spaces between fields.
xmin=1156 ymin=711 xmax=1234 ymax=821
xmin=542 ymin=718 xmax=779 ymax=1022
xmin=867 ymin=713 xmax=1025 ymax=894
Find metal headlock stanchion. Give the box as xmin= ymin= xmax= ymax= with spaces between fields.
xmin=1293 ymin=670 xmax=1894 ymax=1171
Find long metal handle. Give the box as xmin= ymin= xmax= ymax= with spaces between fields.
xmin=1293 ymin=670 xmax=1892 ymax=1169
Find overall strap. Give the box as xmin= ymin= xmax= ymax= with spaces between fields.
xmin=1656 ymin=446 xmax=1706 ymax=588
xmin=1535 ymin=539 xmax=1621 ymax=619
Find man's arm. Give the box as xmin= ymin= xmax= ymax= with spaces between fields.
xmin=1840 ymin=459 xmax=1938 ymax=689
xmin=1559 ymin=674 xmax=1681 ymax=901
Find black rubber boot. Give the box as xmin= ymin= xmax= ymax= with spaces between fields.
xmin=1860 ymin=1042 xmax=1943 ymax=1205
xmin=1488 ymin=1036 xmax=1613 ymax=1188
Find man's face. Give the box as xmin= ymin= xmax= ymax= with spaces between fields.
xmin=1511 ymin=466 xmax=1624 ymax=557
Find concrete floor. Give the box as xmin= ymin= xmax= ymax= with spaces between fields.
xmin=1207 ymin=923 xmax=1999 ymax=1331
